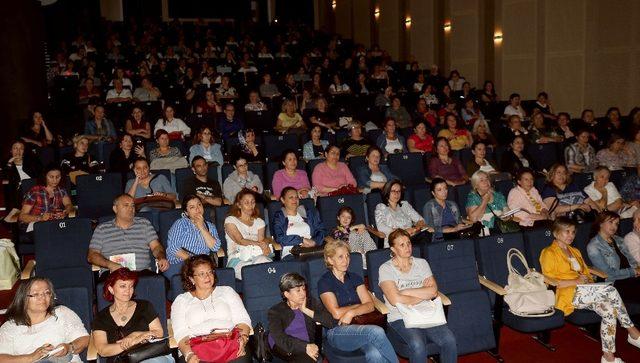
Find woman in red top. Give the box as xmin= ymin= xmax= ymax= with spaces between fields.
xmin=407 ymin=120 xmax=434 ymax=154
xmin=125 ymin=107 xmax=152 ymax=140
xmin=195 ymin=89 xmax=221 ymax=114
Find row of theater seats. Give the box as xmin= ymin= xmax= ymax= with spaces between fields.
xmin=28 ymin=215 xmax=636 ymax=361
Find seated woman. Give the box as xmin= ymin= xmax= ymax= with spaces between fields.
xmin=5 ymin=141 xmax=40 ymax=210
xmin=273 ymin=187 xmax=326 ymax=259
xmin=587 ymin=211 xmax=640 ymax=304
xmin=275 ymin=99 xmax=306 ymax=135
xmin=19 ymin=165 xmax=74 ymax=231
xmin=196 ymin=90 xmax=221 ymax=114
xmin=60 ymin=135 xmax=100 ymax=180
xmin=307 ymin=97 xmax=337 ymax=131
xmin=303 ymin=125 xmax=329 ymax=161
xmin=428 ymin=137 xmax=468 ymax=186
xmin=375 ymin=180 xmax=429 ymax=247
xmin=508 ymin=168 xmax=550 ymax=227
xmin=272 ymin=150 xmax=311 ymax=199
xmin=541 ymin=217 xmax=640 ymax=363
xmin=109 ymin=134 xmax=145 ymax=176
xmin=541 ymin=164 xmax=596 ymax=218
xmin=437 ymin=113 xmax=473 ymax=151
xmin=407 ymin=120 xmax=434 ymax=154
xmin=311 ymin=144 xmax=357 ymax=197
xmin=356 ymin=145 xmax=397 ymax=194
xmin=528 ymin=111 xmax=563 ymax=144
xmin=149 ymin=130 xmax=185 ymax=164
xmin=231 ymin=129 xmax=263 ymax=163
xmin=565 ymin=129 xmax=597 ymax=173
xmin=328 ymin=74 xmax=351 ymax=95
xmin=466 ymin=170 xmax=509 ymax=234
xmin=21 ymin=112 xmax=53 ymax=154
xmin=340 ymin=121 xmax=372 ymax=159
xmin=222 ymin=155 xmax=264 ymax=202
xmin=268 ymin=272 xmax=335 ymax=362
xmin=385 ymin=97 xmax=412 ymax=129
xmin=423 ymin=178 xmax=470 ymax=242
xmin=188 ymin=126 xmax=223 ymax=165
xmin=125 ymin=107 xmax=152 ymax=141
xmin=324 ymin=207 xmax=377 ymax=264
xmin=466 ymin=140 xmax=501 ymax=178
xmin=500 ymin=135 xmax=535 ymax=176
xmin=376 ymin=118 xmax=407 ymax=156
xmin=92 ymin=268 xmax=174 ymax=362
xmin=244 ymin=90 xmax=268 ymax=112
xmin=224 ymin=190 xmax=273 ymax=279
xmin=0 ymin=277 xmax=89 ymax=362
xmin=461 ymin=98 xmax=485 ymax=127
xmin=85 ymin=106 xmax=117 ymax=144
xmin=126 ymin=158 xmax=176 ymax=203
xmin=171 ymin=255 xmax=252 ymax=363
xmin=379 ymin=229 xmax=457 ymax=363
xmin=471 ymin=120 xmax=497 ymax=148
xmin=597 ymin=134 xmax=635 ymax=172
xmin=164 ymin=195 xmax=221 ymax=278
xmin=624 ymin=209 xmax=640 ymax=265
xmin=584 ymin=166 xmax=625 ymax=213
xmin=153 ymin=105 xmax=191 ymax=141
xmin=317 ymin=241 xmax=398 ymax=362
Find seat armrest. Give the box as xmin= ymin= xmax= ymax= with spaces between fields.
xmin=21 ymin=260 xmax=36 ymax=280
xmin=216 ymin=248 xmax=226 ymax=258
xmin=270 ymin=240 xmax=282 ymax=251
xmin=438 ymin=292 xmax=451 ymax=306
xmin=86 ymin=336 xmax=98 ymax=361
xmin=167 ymin=319 xmax=178 ymax=349
xmin=372 ymin=295 xmax=389 ymax=314
xmin=174 ymin=201 xmax=182 ymax=209
xmin=478 ymin=275 xmax=507 ymax=296
xmin=543 ymin=274 xmax=559 ymax=287
xmin=91 ymin=265 xmax=101 ymax=272
xmin=68 ymin=207 xmax=76 ymax=218
xmin=589 ymin=267 xmax=608 ymax=279
xmin=4 ymin=208 xmax=20 ymax=223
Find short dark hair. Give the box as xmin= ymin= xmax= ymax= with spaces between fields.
xmin=279 ymin=272 xmax=307 ymax=299
xmin=191 ymin=155 xmax=207 ymax=168
xmin=515 ymin=167 xmax=535 ymax=182
xmin=430 ymin=177 xmax=447 ymax=195
xmin=336 ymin=206 xmax=355 ymax=225
xmin=280 ymin=149 xmax=298 ymax=167
xmin=593 ymin=211 xmax=621 ymax=237
xmin=537 ymin=91 xmax=548 ymax=99
xmin=182 ymin=194 xmax=202 ymax=213
xmin=155 ymin=128 xmax=169 ymax=140
xmin=509 ymin=93 xmax=521 ymax=100
xmin=381 ymin=179 xmax=404 ymax=206
xmin=181 ymin=254 xmax=217 ymax=292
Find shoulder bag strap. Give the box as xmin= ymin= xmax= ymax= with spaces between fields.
xmin=507 ymin=248 xmax=531 ymax=276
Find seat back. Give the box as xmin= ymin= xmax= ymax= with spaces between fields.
xmin=526 ymin=143 xmax=558 ymax=171
xmin=387 ymin=153 xmax=426 ymax=186
xmin=175 ymin=167 xmax=193 ymax=199
xmin=34 ymin=218 xmax=93 ymax=271
xmin=347 ymin=156 xmax=366 ymax=176
xmin=573 ymin=222 xmax=594 ymax=265
xmin=425 ymin=239 xmax=480 ymax=294
xmin=158 ymin=209 xmax=185 ymax=247
xmin=409 ymin=185 xmax=431 ymax=213
xmin=56 ymin=286 xmax=92 ymax=332
xmin=76 ymin=173 xmax=123 ymax=219
xmin=241 ymin=261 xmax=307 ymax=326
xmin=97 ymin=274 xmax=168 ymax=331
xmin=365 ymin=192 xmax=383 ymax=228
xmin=306 ymin=253 xmax=364 ymax=299
xmin=214 ymin=205 xmax=231 ymax=251
xmin=263 ymin=134 xmax=300 ymax=161
xmin=454 ymin=184 xmax=472 ymax=217
xmin=619 ymin=217 xmax=634 ymax=237
xmin=523 ymin=227 xmax=554 ymax=271
xmin=305 ymin=158 xmax=324 ymax=176
xmin=317 ymin=194 xmax=366 ymax=230
xmin=475 ymin=233 xmax=526 ymax=287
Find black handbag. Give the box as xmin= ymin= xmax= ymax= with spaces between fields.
xmin=443 ymin=221 xmax=484 ymax=240
xmin=290 ymin=244 xmax=325 ymax=260
xmin=109 ymin=339 xmax=171 ymax=363
xmin=488 ymin=205 xmax=521 ymax=234
xmin=252 ymin=322 xmax=272 ymax=363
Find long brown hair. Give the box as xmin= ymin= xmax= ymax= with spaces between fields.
xmin=5 ymin=277 xmax=57 ymax=326
xmin=228 ymin=189 xmax=261 ymax=219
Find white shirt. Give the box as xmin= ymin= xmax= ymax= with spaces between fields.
xmin=106 ymin=88 xmax=132 ymax=101
xmin=0 ymin=306 xmax=88 ymax=362
xmin=385 ymin=138 xmax=402 ymax=154
xmin=170 ymin=286 xmax=251 ymax=344
xmin=15 ymin=165 xmax=31 ymax=180
xmin=284 ymin=213 xmax=311 ymax=258
xmin=624 ymin=231 xmax=640 ymax=265
xmin=504 ymin=105 xmax=526 ymax=118
xmin=154 ymin=118 xmax=191 ymax=136
xmin=224 ymin=216 xmax=266 ymax=257
xmin=583 ymin=182 xmax=622 ymax=205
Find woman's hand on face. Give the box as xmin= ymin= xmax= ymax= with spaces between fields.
xmin=134 ymin=145 xmax=145 ymax=156
xmin=298 ymin=189 xmax=310 ymax=198
xmin=192 ymin=213 xmax=206 ymax=230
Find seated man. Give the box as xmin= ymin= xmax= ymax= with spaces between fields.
xmin=105 ymin=79 xmax=133 ymax=104
xmin=133 ymin=76 xmax=161 ymax=102
xmin=183 ymin=156 xmax=227 ymax=207
xmin=87 ymin=193 xmax=169 ymax=277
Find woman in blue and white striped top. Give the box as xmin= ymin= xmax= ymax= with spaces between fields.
xmin=163 ymin=194 xmax=221 ymax=278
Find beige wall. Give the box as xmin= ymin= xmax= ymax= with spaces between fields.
xmin=446 ymin=0 xmax=484 ymax=86
xmin=353 ymin=0 xmax=373 ymax=46
xmin=378 ymin=0 xmax=402 ymax=60
xmin=407 ymin=0 xmax=437 ymax=68
xmin=335 ymin=0 xmax=353 ymax=40
xmin=100 ymin=0 xmax=123 ymax=22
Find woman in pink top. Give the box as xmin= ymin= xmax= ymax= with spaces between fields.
xmin=507 ymin=168 xmax=550 ymax=226
xmin=312 ymin=144 xmax=357 ymax=196
xmin=271 ymin=149 xmax=311 ymax=199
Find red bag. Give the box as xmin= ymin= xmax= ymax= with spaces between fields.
xmin=189 ymin=328 xmax=241 ymax=363
xmin=327 ymin=185 xmax=358 ymax=196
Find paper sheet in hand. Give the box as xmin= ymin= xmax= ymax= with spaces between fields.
xmin=500 ymin=208 xmax=523 ymax=219
xmin=109 ymin=253 xmax=136 ymax=270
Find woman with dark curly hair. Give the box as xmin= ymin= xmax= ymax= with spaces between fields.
xmin=170 ymin=255 xmax=252 ymax=363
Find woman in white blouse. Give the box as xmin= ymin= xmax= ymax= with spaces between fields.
xmin=171 ymin=255 xmax=252 ymax=363
xmin=153 ymin=105 xmax=191 ymax=140
xmin=507 ymin=168 xmax=550 ymax=227
xmin=624 ymin=209 xmax=640 ymax=265
xmin=224 ymin=190 xmax=273 ymax=279
xmin=0 ymin=277 xmax=89 ymax=362
xmin=375 ymin=180 xmax=431 ymax=247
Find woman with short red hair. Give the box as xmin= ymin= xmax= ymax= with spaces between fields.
xmin=91 ymin=268 xmax=174 ymax=362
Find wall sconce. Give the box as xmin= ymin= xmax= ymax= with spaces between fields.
xmin=493 ymin=31 xmax=503 ymax=44
xmin=443 ymin=21 xmax=452 ymax=32
xmin=405 ymin=16 xmax=412 ymax=29
xmin=331 ymin=0 xmax=337 ymax=10
xmin=374 ymin=6 xmax=380 ymax=20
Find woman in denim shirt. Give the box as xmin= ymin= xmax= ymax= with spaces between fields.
xmin=587 ymin=211 xmax=640 ymax=304
xmin=423 ymin=178 xmax=469 ymax=242
xmin=355 ymin=146 xmax=397 ymax=194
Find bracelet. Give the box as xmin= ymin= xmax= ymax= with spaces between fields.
xmin=69 ymin=342 xmax=76 ymax=354
xmin=185 ymin=351 xmax=194 ymax=362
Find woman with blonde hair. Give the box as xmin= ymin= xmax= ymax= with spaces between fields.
xmin=276 ymin=99 xmax=306 ymax=134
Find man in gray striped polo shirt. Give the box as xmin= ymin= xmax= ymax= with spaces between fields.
xmin=88 ymin=194 xmax=169 ymax=276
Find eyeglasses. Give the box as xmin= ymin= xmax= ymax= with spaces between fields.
xmin=193 ymin=270 xmax=215 ymax=278
xmin=27 ymin=290 xmax=52 ymax=299
xmin=236 ymin=163 xmax=248 ymax=168
xmin=390 ymin=189 xmax=402 ymax=194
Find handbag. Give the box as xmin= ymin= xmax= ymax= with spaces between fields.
xmin=189 ymin=328 xmax=241 ymax=363
xmin=443 ymin=222 xmax=483 ymax=241
xmin=134 ymin=195 xmax=176 ymax=212
xmin=396 ymin=297 xmax=447 ymax=329
xmin=327 ymin=185 xmax=358 ymax=196
xmin=488 ymin=205 xmax=521 ymax=234
xmin=110 ymin=339 xmax=171 ymax=363
xmin=351 ymin=310 xmax=386 ymax=328
xmin=252 ymin=322 xmax=272 ymax=363
xmin=503 ymin=248 xmax=556 ymax=317
xmin=289 ymin=244 xmax=325 ymax=261
xmin=0 ymin=239 xmax=19 ymax=290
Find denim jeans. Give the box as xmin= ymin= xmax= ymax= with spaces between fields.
xmin=162 ymin=262 xmax=183 ymax=279
xmin=388 ymin=320 xmax=457 ymax=363
xmin=326 ymin=324 xmax=399 ymax=363
xmin=141 ymin=354 xmax=175 ymax=363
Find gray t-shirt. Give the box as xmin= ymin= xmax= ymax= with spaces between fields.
xmin=89 ymin=217 xmax=159 ymax=272
xmin=378 ymin=257 xmax=433 ymax=322
xmin=125 ymin=174 xmax=173 ymax=198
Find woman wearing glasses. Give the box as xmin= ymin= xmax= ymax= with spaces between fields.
xmin=171 ymin=255 xmax=252 ymax=363
xmin=91 ymin=268 xmax=174 ymax=362
xmin=0 ymin=277 xmax=89 ymax=362
xmin=223 ymin=155 xmax=264 ymax=202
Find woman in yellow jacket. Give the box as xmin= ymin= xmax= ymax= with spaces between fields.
xmin=541 ymin=217 xmax=640 ymax=363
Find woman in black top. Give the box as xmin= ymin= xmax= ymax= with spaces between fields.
xmin=500 ymin=135 xmax=535 ymax=176
xmin=60 ymin=135 xmax=100 ymax=179
xmin=109 ymin=134 xmax=146 ymax=176
xmin=21 ymin=112 xmax=54 ymax=155
xmin=91 ymin=268 xmax=174 ymax=362
xmin=5 ymin=141 xmax=41 ymax=210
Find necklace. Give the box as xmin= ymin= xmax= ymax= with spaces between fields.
xmin=111 ymin=301 xmax=134 ymax=323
